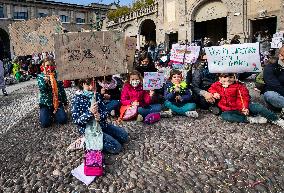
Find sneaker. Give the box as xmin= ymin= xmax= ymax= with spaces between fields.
xmin=110 ymin=110 xmax=116 ymax=117
xmin=160 ymin=109 xmax=173 ymax=118
xmin=247 ymin=116 xmax=267 ymax=124
xmin=280 ymin=108 xmax=284 ymax=119
xmin=185 ymin=111 xmax=199 ymax=118
xmin=273 ymin=118 xmax=284 ymax=129
xmin=209 ymin=106 xmax=221 ymax=115
xmin=2 ymin=89 xmax=8 ymax=96
xmin=136 ymin=114 xmax=144 ymax=122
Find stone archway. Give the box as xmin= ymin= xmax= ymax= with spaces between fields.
xmin=139 ymin=19 xmax=156 ymax=47
xmin=0 ymin=28 xmax=10 ymax=59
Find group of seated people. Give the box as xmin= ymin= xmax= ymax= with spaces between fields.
xmin=36 ymin=46 xmax=284 ymax=154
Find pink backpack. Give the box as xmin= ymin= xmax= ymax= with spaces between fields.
xmin=121 ymin=105 xmax=138 ymax=121
xmin=84 ymin=150 xmax=103 ymax=176
xmin=144 ymin=113 xmax=161 ymax=124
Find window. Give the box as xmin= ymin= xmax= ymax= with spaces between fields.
xmin=60 ymin=15 xmax=69 ymax=22
xmin=14 ymin=11 xmax=28 ymax=19
xmin=76 ymin=18 xmax=85 ymax=24
xmin=38 ymin=13 xmax=47 ymax=18
xmin=0 ymin=6 xmax=4 ymax=18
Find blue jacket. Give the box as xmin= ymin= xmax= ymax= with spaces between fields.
xmin=71 ymin=90 xmax=108 ymax=135
xmin=164 ymin=81 xmax=192 ymax=105
xmin=263 ymin=62 xmax=284 ymax=97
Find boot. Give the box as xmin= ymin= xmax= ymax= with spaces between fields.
xmin=2 ymin=89 xmax=8 ymax=96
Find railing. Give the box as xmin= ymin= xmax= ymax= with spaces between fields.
xmin=107 ymin=3 xmax=158 ymax=28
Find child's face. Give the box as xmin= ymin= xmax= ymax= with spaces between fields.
xmin=219 ymin=76 xmax=235 ymax=88
xmin=130 ymin=75 xmax=140 ymax=82
xmin=83 ymin=83 xmax=94 ymax=91
xmin=171 ymin=74 xmax=182 ymax=84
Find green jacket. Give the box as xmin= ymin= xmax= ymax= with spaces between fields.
xmin=37 ymin=73 xmax=68 ymax=107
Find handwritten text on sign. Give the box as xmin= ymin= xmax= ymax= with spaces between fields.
xmin=205 ymin=43 xmax=261 ymax=73
xmin=170 ymin=44 xmax=200 ymax=64
xmin=143 ymin=72 xmax=165 ymax=90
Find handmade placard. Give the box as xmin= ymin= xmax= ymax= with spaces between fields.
xmin=125 ymin=36 xmax=137 ymax=72
xmin=143 ymin=72 xmax=165 ymax=90
xmin=54 ymin=31 xmax=131 ymax=80
xmin=170 ymin=44 xmax=200 ymax=64
xmin=271 ymin=37 xmax=283 ymax=49
xmin=205 ymin=43 xmax=261 ymax=73
xmin=9 ymin=15 xmax=62 ymax=56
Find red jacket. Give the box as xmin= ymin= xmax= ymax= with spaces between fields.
xmin=120 ymin=83 xmax=151 ymax=107
xmin=208 ymin=81 xmax=250 ymax=112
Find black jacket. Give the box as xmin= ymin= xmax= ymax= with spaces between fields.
xmin=263 ymin=62 xmax=284 ymax=97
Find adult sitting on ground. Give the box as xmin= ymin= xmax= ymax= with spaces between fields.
xmin=263 ymin=46 xmax=284 ymax=117
xmin=191 ymin=54 xmax=219 ymax=114
xmin=37 ymin=57 xmax=68 ymax=128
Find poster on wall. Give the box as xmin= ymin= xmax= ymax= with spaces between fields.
xmin=170 ymin=44 xmax=200 ymax=64
xmin=54 ymin=31 xmax=133 ymax=80
xmin=8 ymin=15 xmax=62 ymax=56
xmin=205 ymin=42 xmax=261 ymax=73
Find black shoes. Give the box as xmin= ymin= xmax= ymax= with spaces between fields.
xmin=2 ymin=89 xmax=8 ymax=96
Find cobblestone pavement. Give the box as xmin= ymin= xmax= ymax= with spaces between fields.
xmin=0 ymin=83 xmax=284 ymax=193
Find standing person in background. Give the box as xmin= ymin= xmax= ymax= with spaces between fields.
xmin=135 ymin=53 xmax=157 ymax=77
xmin=37 ymin=57 xmax=68 ymax=128
xmin=12 ymin=57 xmax=22 ymax=82
xmin=0 ymin=58 xmax=8 ymax=96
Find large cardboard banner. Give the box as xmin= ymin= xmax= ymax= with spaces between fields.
xmin=205 ymin=43 xmax=261 ymax=73
xmin=170 ymin=44 xmax=200 ymax=64
xmin=9 ymin=15 xmax=62 ymax=56
xmin=125 ymin=37 xmax=137 ymax=72
xmin=54 ymin=31 xmax=134 ymax=80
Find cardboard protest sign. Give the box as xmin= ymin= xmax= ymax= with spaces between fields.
xmin=205 ymin=43 xmax=261 ymax=73
xmin=125 ymin=37 xmax=137 ymax=72
xmin=170 ymin=44 xmax=200 ymax=64
xmin=143 ymin=72 xmax=165 ymax=90
xmin=54 ymin=31 xmax=131 ymax=80
xmin=273 ymin=32 xmax=284 ymax=38
xmin=9 ymin=15 xmax=62 ymax=56
xmin=271 ymin=37 xmax=283 ymax=48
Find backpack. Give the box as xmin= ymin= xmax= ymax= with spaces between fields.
xmin=84 ymin=150 xmax=103 ymax=176
xmin=144 ymin=113 xmax=161 ymax=124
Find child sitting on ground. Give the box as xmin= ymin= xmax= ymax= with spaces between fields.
xmin=120 ymin=70 xmax=162 ymax=121
xmin=164 ymin=69 xmax=198 ymax=118
xmin=71 ymin=78 xmax=128 ymax=154
xmin=208 ymin=73 xmax=284 ymax=128
xmin=97 ymin=75 xmax=121 ymax=117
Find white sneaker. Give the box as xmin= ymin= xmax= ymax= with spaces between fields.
xmin=160 ymin=109 xmax=173 ymax=118
xmin=110 ymin=110 xmax=116 ymax=117
xmin=247 ymin=116 xmax=268 ymax=124
xmin=185 ymin=111 xmax=199 ymax=118
xmin=273 ymin=118 xmax=284 ymax=129
xmin=136 ymin=114 xmax=144 ymax=122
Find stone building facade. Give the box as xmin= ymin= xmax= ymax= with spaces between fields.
xmin=0 ymin=0 xmax=112 ymax=58
xmin=107 ymin=0 xmax=284 ymax=49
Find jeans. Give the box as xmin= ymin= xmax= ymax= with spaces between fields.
xmin=164 ymin=101 xmax=196 ymax=115
xmin=102 ymin=124 xmax=128 ymax=154
xmin=39 ymin=105 xmax=68 ymax=128
xmin=138 ymin=104 xmax=162 ymax=118
xmin=264 ymin=91 xmax=284 ymax=109
xmin=105 ymin=100 xmax=120 ymax=114
xmin=221 ymin=103 xmax=278 ymax=123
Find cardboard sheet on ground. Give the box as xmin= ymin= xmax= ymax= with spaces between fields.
xmin=143 ymin=72 xmax=165 ymax=90
xmin=71 ymin=163 xmax=96 ymax=186
xmin=9 ymin=15 xmax=62 ymax=56
xmin=54 ymin=31 xmax=135 ymax=80
xmin=205 ymin=43 xmax=261 ymax=73
xmin=170 ymin=44 xmax=200 ymax=64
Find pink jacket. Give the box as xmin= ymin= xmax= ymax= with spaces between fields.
xmin=120 ymin=83 xmax=151 ymax=107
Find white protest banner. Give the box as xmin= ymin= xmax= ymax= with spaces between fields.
xmin=205 ymin=43 xmax=261 ymax=73
xmin=143 ymin=72 xmax=165 ymax=90
xmin=54 ymin=31 xmax=131 ymax=80
xmin=170 ymin=44 xmax=200 ymax=64
xmin=9 ymin=15 xmax=62 ymax=56
xmin=273 ymin=32 xmax=284 ymax=38
xmin=271 ymin=37 xmax=283 ymax=48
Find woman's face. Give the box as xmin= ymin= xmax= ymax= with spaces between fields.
xmin=141 ymin=58 xmax=150 ymax=66
xmin=171 ymin=74 xmax=182 ymax=84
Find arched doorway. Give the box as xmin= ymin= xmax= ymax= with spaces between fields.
xmin=139 ymin=19 xmax=156 ymax=47
xmin=193 ymin=1 xmax=228 ymax=44
xmin=0 ymin=28 xmax=10 ymax=59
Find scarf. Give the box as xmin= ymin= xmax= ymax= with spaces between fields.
xmin=49 ymin=72 xmax=59 ymax=113
xmin=98 ymin=78 xmax=117 ymax=90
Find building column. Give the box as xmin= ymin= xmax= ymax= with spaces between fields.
xmin=137 ymin=32 xmax=141 ymax=50
xmin=6 ymin=4 xmax=12 ymax=19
